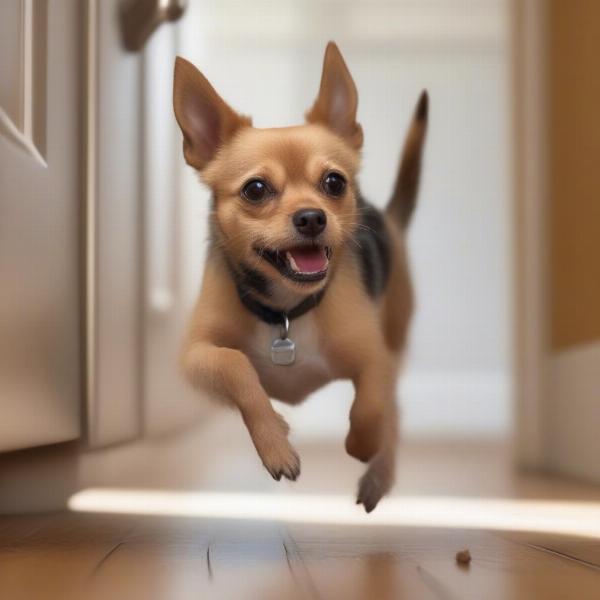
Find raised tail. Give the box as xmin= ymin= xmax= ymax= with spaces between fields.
xmin=386 ymin=90 xmax=429 ymax=228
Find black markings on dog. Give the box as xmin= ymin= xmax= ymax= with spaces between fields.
xmin=225 ymin=257 xmax=271 ymax=300
xmin=416 ymin=89 xmax=429 ymax=121
xmin=353 ymin=198 xmax=391 ymax=298
xmin=232 ymin=263 xmax=271 ymax=298
xmin=387 ymin=90 xmax=428 ymax=228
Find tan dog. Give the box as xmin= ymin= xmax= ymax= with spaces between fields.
xmin=173 ymin=42 xmax=427 ymax=512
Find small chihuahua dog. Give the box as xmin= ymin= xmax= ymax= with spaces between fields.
xmin=173 ymin=42 xmax=427 ymax=512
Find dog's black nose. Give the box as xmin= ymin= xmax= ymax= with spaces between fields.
xmin=293 ymin=209 xmax=327 ymax=237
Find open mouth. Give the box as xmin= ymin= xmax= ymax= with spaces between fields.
xmin=256 ymin=245 xmax=331 ymax=283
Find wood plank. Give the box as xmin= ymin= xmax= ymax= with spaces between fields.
xmin=287 ymin=523 xmax=451 ymax=600
xmin=3 ymin=511 xmax=600 ymax=599
xmin=85 ymin=515 xmax=212 ymax=600
xmin=0 ymin=512 xmax=132 ymax=600
xmin=288 ymin=524 xmax=600 ymax=600
xmin=197 ymin=521 xmax=312 ymax=600
xmin=85 ymin=517 xmax=312 ymax=600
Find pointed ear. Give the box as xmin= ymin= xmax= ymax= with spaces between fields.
xmin=306 ymin=42 xmax=363 ymax=149
xmin=173 ymin=56 xmax=251 ymax=170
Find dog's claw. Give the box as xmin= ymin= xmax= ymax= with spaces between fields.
xmin=356 ymin=488 xmax=379 ymax=514
xmin=356 ymin=467 xmax=387 ymax=513
xmin=282 ymin=453 xmax=301 ymax=482
xmin=251 ymin=413 xmax=301 ymax=483
xmin=269 ymin=465 xmax=299 ymax=482
xmin=262 ymin=443 xmax=300 ymax=482
xmin=286 ymin=465 xmax=299 ymax=482
xmin=358 ymin=497 xmax=377 ymax=514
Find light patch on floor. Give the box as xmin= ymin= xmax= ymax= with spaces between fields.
xmin=70 ymin=489 xmax=600 ymax=539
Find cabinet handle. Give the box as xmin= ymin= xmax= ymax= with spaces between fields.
xmin=120 ymin=0 xmax=187 ymax=52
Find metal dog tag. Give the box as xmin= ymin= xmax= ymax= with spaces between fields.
xmin=271 ymin=314 xmax=296 ymax=365
xmin=271 ymin=337 xmax=296 ymax=366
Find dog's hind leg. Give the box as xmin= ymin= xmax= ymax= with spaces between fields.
xmin=356 ymin=400 xmax=398 ymax=513
xmin=345 ymin=358 xmax=399 ymax=512
xmin=345 ymin=359 xmax=397 ymax=464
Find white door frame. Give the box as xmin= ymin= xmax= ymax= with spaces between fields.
xmin=512 ymin=0 xmax=600 ymax=482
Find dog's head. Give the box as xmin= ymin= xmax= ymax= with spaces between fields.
xmin=173 ymin=43 xmax=362 ymax=297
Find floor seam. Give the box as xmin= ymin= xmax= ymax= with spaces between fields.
xmin=206 ymin=539 xmax=214 ymax=580
xmin=89 ymin=540 xmax=125 ymax=578
xmin=526 ymin=542 xmax=600 ymax=572
xmin=282 ymin=531 xmax=323 ymax=600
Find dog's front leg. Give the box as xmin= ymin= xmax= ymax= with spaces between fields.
xmin=346 ymin=360 xmax=399 ymax=512
xmin=184 ymin=343 xmax=300 ymax=481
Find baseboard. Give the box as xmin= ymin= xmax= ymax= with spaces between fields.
xmin=278 ymin=370 xmax=511 ymax=442
xmin=0 ymin=442 xmax=80 ymax=514
xmin=549 ymin=341 xmax=600 ymax=482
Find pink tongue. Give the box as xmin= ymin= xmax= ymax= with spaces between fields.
xmin=289 ymin=247 xmax=328 ymax=273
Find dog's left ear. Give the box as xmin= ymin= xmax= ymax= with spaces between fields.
xmin=306 ymin=42 xmax=363 ymax=149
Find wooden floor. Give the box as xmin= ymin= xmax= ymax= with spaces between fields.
xmin=3 ymin=509 xmax=600 ymax=599
xmin=4 ymin=429 xmax=600 ymax=599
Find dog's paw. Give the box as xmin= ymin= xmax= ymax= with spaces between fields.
xmin=355 ymin=454 xmax=394 ymax=513
xmin=251 ymin=415 xmax=301 ymax=482
xmin=356 ymin=470 xmax=384 ymax=513
xmin=263 ymin=441 xmax=301 ymax=482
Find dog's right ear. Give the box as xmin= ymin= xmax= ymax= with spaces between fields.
xmin=173 ymin=57 xmax=251 ymax=170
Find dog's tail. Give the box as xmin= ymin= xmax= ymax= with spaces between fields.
xmin=386 ymin=91 xmax=429 ymax=228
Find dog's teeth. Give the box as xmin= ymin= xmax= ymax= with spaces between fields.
xmin=286 ymin=251 xmax=300 ymax=272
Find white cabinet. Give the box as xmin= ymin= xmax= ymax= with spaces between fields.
xmin=0 ymin=0 xmax=81 ymax=451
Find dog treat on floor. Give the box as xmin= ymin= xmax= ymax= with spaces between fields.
xmin=172 ymin=41 xmax=428 ymax=513
xmin=455 ymin=549 xmax=472 ymax=565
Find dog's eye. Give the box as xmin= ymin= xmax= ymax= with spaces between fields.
xmin=321 ymin=172 xmax=346 ymax=197
xmin=242 ymin=179 xmax=270 ymax=203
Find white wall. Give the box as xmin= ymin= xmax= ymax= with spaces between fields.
xmin=179 ymin=0 xmax=512 ymax=439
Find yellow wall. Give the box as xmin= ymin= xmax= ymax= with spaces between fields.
xmin=548 ymin=0 xmax=600 ymax=349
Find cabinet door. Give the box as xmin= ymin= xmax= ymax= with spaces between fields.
xmin=0 ymin=0 xmax=80 ymax=451
xmin=87 ymin=0 xmax=200 ymax=445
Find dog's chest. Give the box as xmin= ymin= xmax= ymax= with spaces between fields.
xmin=242 ymin=314 xmax=333 ymax=403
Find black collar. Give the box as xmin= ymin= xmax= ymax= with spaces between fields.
xmin=223 ymin=253 xmax=327 ymax=325
xmin=236 ymin=286 xmax=326 ymax=325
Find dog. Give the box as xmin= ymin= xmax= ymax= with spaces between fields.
xmin=173 ymin=42 xmax=427 ymax=512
